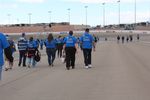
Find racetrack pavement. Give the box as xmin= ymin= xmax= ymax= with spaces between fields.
xmin=0 ymin=41 xmax=150 ymax=100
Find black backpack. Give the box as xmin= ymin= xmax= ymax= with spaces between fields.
xmin=34 ymin=50 xmax=41 ymax=62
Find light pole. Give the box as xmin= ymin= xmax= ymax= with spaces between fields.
xmin=117 ymin=0 xmax=120 ymax=27
xmin=7 ymin=14 xmax=11 ymax=25
xmin=17 ymin=18 xmax=19 ymax=24
xmin=28 ymin=13 xmax=32 ymax=25
xmin=48 ymin=11 xmax=52 ymax=23
xmin=102 ymin=3 xmax=105 ymax=27
xmin=134 ymin=0 xmax=137 ymax=27
xmin=67 ymin=8 xmax=71 ymax=24
xmin=85 ymin=6 xmax=88 ymax=27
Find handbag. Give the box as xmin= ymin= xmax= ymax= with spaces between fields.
xmin=34 ymin=50 xmax=41 ymax=62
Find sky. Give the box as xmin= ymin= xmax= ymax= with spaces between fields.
xmin=0 ymin=0 xmax=150 ymax=26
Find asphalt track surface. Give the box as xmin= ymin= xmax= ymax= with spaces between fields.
xmin=0 ymin=41 xmax=150 ymax=100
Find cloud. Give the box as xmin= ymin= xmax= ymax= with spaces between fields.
xmin=0 ymin=3 xmax=18 ymax=9
xmin=63 ymin=0 xmax=149 ymax=4
xmin=16 ymin=0 xmax=46 ymax=3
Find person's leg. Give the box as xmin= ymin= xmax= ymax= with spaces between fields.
xmin=46 ymin=49 xmax=51 ymax=66
xmin=0 ymin=67 xmax=2 ymax=80
xmin=87 ymin=49 xmax=92 ymax=66
xmin=57 ymin=45 xmax=60 ymax=58
xmin=83 ymin=49 xmax=88 ymax=67
xmin=32 ymin=57 xmax=36 ymax=67
xmin=18 ymin=51 xmax=23 ymax=66
xmin=71 ymin=48 xmax=76 ymax=69
xmin=27 ymin=58 xmax=31 ymax=68
xmin=5 ymin=60 xmax=9 ymax=71
xmin=60 ymin=49 xmax=62 ymax=58
xmin=23 ymin=50 xmax=26 ymax=66
xmin=51 ymin=49 xmax=56 ymax=66
xmin=65 ymin=48 xmax=71 ymax=70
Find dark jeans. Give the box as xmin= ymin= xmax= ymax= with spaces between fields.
xmin=65 ymin=47 xmax=76 ymax=69
xmin=83 ymin=49 xmax=92 ymax=66
xmin=57 ymin=44 xmax=63 ymax=58
xmin=18 ymin=50 xmax=27 ymax=66
xmin=46 ymin=48 xmax=56 ymax=65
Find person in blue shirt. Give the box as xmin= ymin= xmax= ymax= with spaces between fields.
xmin=44 ymin=34 xmax=56 ymax=66
xmin=0 ymin=32 xmax=13 ymax=80
xmin=56 ymin=36 xmax=63 ymax=58
xmin=27 ymin=37 xmax=37 ymax=68
xmin=80 ymin=28 xmax=96 ymax=69
xmin=40 ymin=39 xmax=44 ymax=50
xmin=18 ymin=33 xmax=28 ymax=67
xmin=63 ymin=31 xmax=78 ymax=70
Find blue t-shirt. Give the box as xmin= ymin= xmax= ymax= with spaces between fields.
xmin=56 ymin=38 xmax=63 ymax=44
xmin=63 ymin=35 xmax=77 ymax=47
xmin=40 ymin=40 xmax=44 ymax=46
xmin=34 ymin=39 xmax=39 ymax=48
xmin=0 ymin=33 xmax=10 ymax=66
xmin=80 ymin=33 xmax=94 ymax=49
xmin=44 ymin=39 xmax=56 ymax=49
xmin=27 ymin=40 xmax=37 ymax=49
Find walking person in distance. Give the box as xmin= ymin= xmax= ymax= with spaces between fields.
xmin=80 ymin=28 xmax=96 ymax=69
xmin=63 ymin=31 xmax=78 ymax=70
xmin=44 ymin=34 xmax=56 ymax=67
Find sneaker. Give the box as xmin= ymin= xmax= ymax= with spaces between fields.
xmin=66 ymin=67 xmax=70 ymax=70
xmin=51 ymin=64 xmax=54 ymax=67
xmin=84 ymin=66 xmax=89 ymax=69
xmin=5 ymin=68 xmax=9 ymax=71
xmin=88 ymin=65 xmax=92 ymax=68
xmin=28 ymin=65 xmax=31 ymax=68
xmin=72 ymin=66 xmax=75 ymax=69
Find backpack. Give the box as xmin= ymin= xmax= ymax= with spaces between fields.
xmin=34 ymin=50 xmax=41 ymax=62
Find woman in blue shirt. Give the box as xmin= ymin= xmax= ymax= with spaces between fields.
xmin=44 ymin=34 xmax=56 ymax=66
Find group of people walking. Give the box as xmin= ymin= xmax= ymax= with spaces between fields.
xmin=44 ymin=28 xmax=96 ymax=70
xmin=0 ymin=28 xmax=96 ymax=80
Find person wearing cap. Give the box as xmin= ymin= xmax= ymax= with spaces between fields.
xmin=18 ymin=33 xmax=28 ymax=67
xmin=80 ymin=28 xmax=96 ymax=69
xmin=63 ymin=31 xmax=78 ymax=70
xmin=0 ymin=32 xmax=13 ymax=80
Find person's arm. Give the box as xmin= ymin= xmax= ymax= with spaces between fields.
xmin=63 ymin=37 xmax=66 ymax=51
xmin=75 ymin=38 xmax=78 ymax=51
xmin=91 ymin=36 xmax=96 ymax=51
xmin=93 ymin=41 xmax=96 ymax=51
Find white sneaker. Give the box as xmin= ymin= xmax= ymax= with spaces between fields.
xmin=85 ymin=66 xmax=89 ymax=69
xmin=88 ymin=65 xmax=92 ymax=68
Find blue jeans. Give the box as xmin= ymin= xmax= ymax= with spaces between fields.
xmin=0 ymin=66 xmax=2 ymax=80
xmin=28 ymin=57 xmax=36 ymax=67
xmin=46 ymin=48 xmax=56 ymax=65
